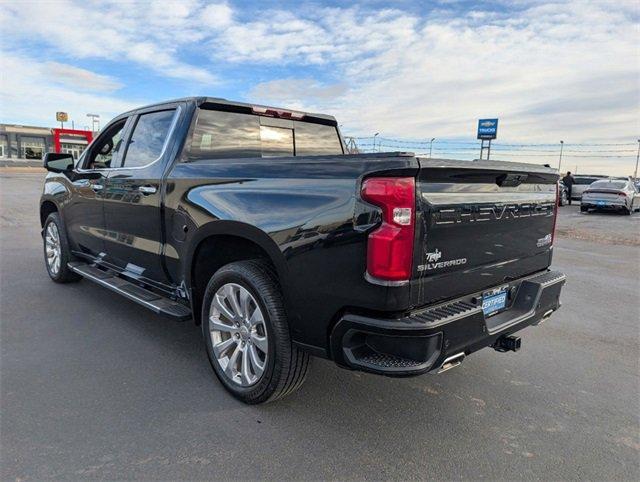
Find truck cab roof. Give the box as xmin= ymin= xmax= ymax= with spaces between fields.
xmin=118 ymin=96 xmax=338 ymax=125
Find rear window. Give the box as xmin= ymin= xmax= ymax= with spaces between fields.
xmin=574 ymin=177 xmax=601 ymax=185
xmin=187 ymin=109 xmax=342 ymax=160
xmin=590 ymin=180 xmax=626 ymax=190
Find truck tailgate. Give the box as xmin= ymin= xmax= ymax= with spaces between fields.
xmin=411 ymin=159 xmax=558 ymax=307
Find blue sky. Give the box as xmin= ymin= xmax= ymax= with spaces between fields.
xmin=1 ymin=0 xmax=639 ymax=174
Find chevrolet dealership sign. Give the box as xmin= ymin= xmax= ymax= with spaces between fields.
xmin=477 ymin=118 xmax=498 ymax=140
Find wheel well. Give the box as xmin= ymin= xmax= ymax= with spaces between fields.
xmin=40 ymin=201 xmax=58 ymax=227
xmin=191 ymin=235 xmax=274 ymax=325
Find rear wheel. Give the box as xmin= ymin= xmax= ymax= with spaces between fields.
xmin=43 ymin=213 xmax=82 ymax=283
xmin=580 ymin=206 xmax=588 ymax=213
xmin=201 ymin=260 xmax=310 ymax=404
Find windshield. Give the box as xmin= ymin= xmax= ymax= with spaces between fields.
xmin=589 ymin=180 xmax=626 ymax=190
xmin=188 ymin=109 xmax=343 ymax=159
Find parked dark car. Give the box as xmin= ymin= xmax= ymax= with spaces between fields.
xmin=40 ymin=97 xmax=565 ymax=403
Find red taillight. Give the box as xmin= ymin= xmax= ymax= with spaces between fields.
xmin=618 ymin=192 xmax=627 ymax=197
xmin=361 ymin=177 xmax=415 ymax=284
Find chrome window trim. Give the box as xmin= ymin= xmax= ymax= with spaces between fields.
xmin=77 ymin=106 xmax=181 ymax=173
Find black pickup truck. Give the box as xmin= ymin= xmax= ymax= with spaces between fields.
xmin=40 ymin=97 xmax=565 ymax=403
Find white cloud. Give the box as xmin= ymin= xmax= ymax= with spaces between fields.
xmin=201 ymin=2 xmax=234 ymax=28
xmin=249 ymin=78 xmax=348 ymax=109
xmin=44 ymin=62 xmax=122 ymax=92
xmin=1 ymin=0 xmax=216 ymax=85
xmin=229 ymin=1 xmax=639 ymax=175
xmin=0 ymin=51 xmax=138 ymax=128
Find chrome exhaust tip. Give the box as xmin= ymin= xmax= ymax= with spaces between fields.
xmin=437 ymin=352 xmax=465 ymax=374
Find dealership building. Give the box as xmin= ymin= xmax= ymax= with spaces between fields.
xmin=0 ymin=124 xmax=93 ymax=161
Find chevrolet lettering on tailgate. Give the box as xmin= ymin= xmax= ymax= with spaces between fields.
xmin=431 ymin=202 xmax=555 ymax=226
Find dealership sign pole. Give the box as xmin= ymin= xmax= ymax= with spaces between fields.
xmin=477 ymin=118 xmax=498 ymax=160
xmin=56 ymin=111 xmax=68 ymax=130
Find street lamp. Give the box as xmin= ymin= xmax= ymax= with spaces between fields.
xmin=373 ymin=132 xmax=379 ymax=152
xmin=634 ymin=139 xmax=640 ymax=181
xmin=86 ymin=113 xmax=100 ymax=133
xmin=558 ymin=140 xmax=564 ymax=172
xmin=429 ymin=138 xmax=436 ymax=158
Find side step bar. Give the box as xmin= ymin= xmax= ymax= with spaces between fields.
xmin=68 ymin=262 xmax=191 ymax=321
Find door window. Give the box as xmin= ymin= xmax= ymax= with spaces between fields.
xmin=122 ymin=110 xmax=176 ymax=168
xmin=87 ymin=120 xmax=127 ymax=169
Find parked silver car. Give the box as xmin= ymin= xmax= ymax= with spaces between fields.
xmin=571 ymin=175 xmax=607 ymax=200
xmin=580 ymin=179 xmax=640 ymax=215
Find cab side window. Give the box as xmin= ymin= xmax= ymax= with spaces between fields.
xmin=86 ymin=120 xmax=127 ymax=169
xmin=121 ymin=110 xmax=176 ymax=168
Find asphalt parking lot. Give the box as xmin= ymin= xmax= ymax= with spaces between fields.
xmin=1 ymin=170 xmax=639 ymax=480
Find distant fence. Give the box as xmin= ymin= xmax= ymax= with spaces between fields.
xmin=343 ymin=136 xmax=639 ymax=163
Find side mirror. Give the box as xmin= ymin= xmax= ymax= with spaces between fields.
xmin=43 ymin=153 xmax=74 ymax=173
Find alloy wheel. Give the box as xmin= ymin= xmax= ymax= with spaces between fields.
xmin=209 ymin=283 xmax=268 ymax=386
xmin=45 ymin=222 xmax=61 ymax=275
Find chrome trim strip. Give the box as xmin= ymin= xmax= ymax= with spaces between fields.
xmin=364 ymin=272 xmax=409 ymax=287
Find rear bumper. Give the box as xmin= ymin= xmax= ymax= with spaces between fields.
xmin=330 ymin=270 xmax=566 ymax=376
xmin=581 ymin=200 xmax=627 ymax=210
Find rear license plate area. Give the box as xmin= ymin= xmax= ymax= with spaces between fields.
xmin=482 ymin=290 xmax=507 ymax=317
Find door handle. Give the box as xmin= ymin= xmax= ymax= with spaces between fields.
xmin=91 ymin=184 xmax=104 ymax=191
xmin=138 ymin=185 xmax=157 ymax=195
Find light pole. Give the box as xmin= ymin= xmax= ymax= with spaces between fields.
xmin=373 ymin=132 xmax=379 ymax=152
xmin=429 ymin=138 xmax=435 ymax=158
xmin=86 ymin=113 xmax=100 ymax=133
xmin=558 ymin=140 xmax=564 ymax=172
xmin=634 ymin=139 xmax=640 ymax=181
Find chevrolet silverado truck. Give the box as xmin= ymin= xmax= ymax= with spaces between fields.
xmin=40 ymin=97 xmax=566 ymax=404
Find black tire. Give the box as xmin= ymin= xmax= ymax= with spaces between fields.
xmin=43 ymin=212 xmax=82 ymax=283
xmin=201 ymin=259 xmax=310 ymax=404
xmin=623 ymin=207 xmax=631 ymax=215
xmin=580 ymin=206 xmax=588 ymax=213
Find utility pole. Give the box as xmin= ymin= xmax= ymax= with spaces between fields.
xmin=558 ymin=140 xmax=564 ymax=172
xmin=373 ymin=132 xmax=379 ymax=153
xmin=429 ymin=138 xmax=435 ymax=158
xmin=634 ymin=139 xmax=640 ymax=181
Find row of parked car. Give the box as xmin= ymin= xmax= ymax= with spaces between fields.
xmin=559 ymin=175 xmax=640 ymax=215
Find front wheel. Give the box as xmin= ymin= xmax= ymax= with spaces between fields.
xmin=43 ymin=213 xmax=82 ymax=283
xmin=559 ymin=191 xmax=567 ymax=206
xmin=201 ymin=260 xmax=310 ymax=404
